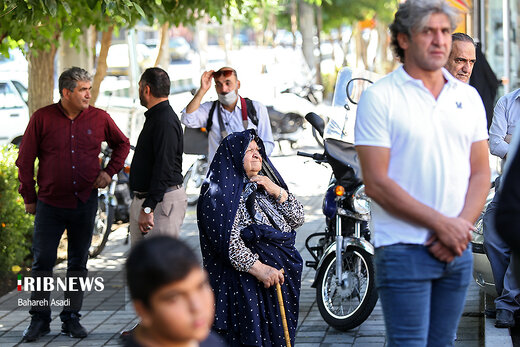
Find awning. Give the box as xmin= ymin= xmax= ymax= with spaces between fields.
xmin=448 ymin=0 xmax=471 ymax=12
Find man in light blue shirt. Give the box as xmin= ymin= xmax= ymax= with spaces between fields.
xmin=489 ymin=88 xmax=520 ymax=158
xmin=483 ymin=87 xmax=520 ymax=328
xmin=181 ymin=67 xmax=274 ymax=163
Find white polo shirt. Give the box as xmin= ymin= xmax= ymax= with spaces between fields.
xmin=355 ymin=66 xmax=488 ymax=247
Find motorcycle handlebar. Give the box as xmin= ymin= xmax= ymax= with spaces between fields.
xmin=297 ymin=151 xmax=326 ymax=162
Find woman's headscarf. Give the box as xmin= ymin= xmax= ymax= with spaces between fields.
xmin=198 ymin=129 xmax=302 ymax=346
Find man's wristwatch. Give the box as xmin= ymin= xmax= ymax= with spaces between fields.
xmin=143 ymin=207 xmax=153 ymax=214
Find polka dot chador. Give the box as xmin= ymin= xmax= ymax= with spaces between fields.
xmin=198 ymin=129 xmax=304 ymax=346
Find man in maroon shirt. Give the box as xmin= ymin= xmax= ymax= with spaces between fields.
xmin=16 ymin=67 xmax=130 ymax=342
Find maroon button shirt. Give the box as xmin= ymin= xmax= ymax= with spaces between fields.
xmin=16 ymin=102 xmax=130 ymax=209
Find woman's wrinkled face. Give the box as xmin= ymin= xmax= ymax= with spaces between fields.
xmin=243 ymin=140 xmax=262 ymax=178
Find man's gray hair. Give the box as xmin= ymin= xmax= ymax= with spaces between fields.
xmin=452 ymin=32 xmax=476 ymax=47
xmin=59 ymin=67 xmax=92 ymax=97
xmin=390 ymin=0 xmax=460 ymax=62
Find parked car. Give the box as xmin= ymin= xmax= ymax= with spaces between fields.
xmin=471 ymin=187 xmax=497 ymax=297
xmin=0 ymin=77 xmax=29 ymax=146
xmin=274 ymin=29 xmax=302 ymax=47
xmin=169 ymin=37 xmax=192 ymax=61
xmin=0 ymin=48 xmax=28 ymax=85
xmin=105 ymin=43 xmax=154 ymax=76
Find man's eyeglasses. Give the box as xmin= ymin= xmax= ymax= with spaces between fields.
xmin=213 ymin=70 xmax=234 ymax=79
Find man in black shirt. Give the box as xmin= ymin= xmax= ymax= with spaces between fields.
xmin=129 ymin=67 xmax=187 ymax=246
xmin=496 ymin=130 xmax=520 ymax=310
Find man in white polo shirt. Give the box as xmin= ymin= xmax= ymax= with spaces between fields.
xmin=355 ymin=0 xmax=490 ymax=345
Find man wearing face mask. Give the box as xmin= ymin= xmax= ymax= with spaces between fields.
xmin=181 ymin=67 xmax=274 ymax=163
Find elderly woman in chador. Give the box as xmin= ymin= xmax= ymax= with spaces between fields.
xmin=198 ymin=129 xmax=304 ymax=346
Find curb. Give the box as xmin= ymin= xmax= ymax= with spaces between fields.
xmin=485 ymin=316 xmax=513 ymax=346
xmin=483 ymin=294 xmax=514 ymax=347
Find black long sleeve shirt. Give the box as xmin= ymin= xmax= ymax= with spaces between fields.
xmin=496 ymin=143 xmax=520 ymax=249
xmin=130 ymin=100 xmax=183 ymax=210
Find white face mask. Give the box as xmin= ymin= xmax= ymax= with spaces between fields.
xmin=218 ymin=89 xmax=238 ymax=106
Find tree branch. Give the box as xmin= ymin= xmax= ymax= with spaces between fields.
xmin=0 ymin=5 xmax=17 ymax=18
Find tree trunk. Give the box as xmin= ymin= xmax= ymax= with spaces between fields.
xmin=195 ymin=18 xmax=208 ymax=71
xmin=354 ymin=24 xmax=368 ymax=70
xmin=374 ymin=19 xmax=394 ymax=74
xmin=330 ymin=37 xmax=336 ymax=66
xmin=290 ymin=0 xmax=297 ymax=50
xmin=58 ymin=29 xmax=93 ymax=78
xmin=154 ymin=21 xmax=170 ymax=68
xmin=90 ymin=26 xmax=98 ymax=70
xmin=222 ymin=17 xmax=230 ymax=65
xmin=257 ymin=8 xmax=265 ymax=46
xmin=338 ymin=25 xmax=348 ymax=66
xmin=299 ymin=0 xmax=315 ymax=71
xmin=268 ymin=11 xmax=277 ymax=47
xmin=315 ymin=4 xmax=323 ymax=85
xmin=28 ymin=46 xmax=57 ymax=116
xmin=223 ymin=17 xmax=233 ymax=64
xmin=91 ymin=25 xmax=113 ymax=105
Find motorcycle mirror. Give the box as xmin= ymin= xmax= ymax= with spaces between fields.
xmin=305 ymin=112 xmax=325 ymax=138
xmin=346 ymin=78 xmax=374 ymax=105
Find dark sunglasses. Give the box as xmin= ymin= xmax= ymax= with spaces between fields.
xmin=212 ymin=70 xmax=234 ymax=78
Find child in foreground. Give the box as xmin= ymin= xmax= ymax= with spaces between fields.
xmin=125 ymin=236 xmax=226 ymax=347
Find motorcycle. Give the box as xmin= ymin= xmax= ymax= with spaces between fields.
xmin=90 ymin=144 xmax=133 ymax=256
xmin=296 ymin=68 xmax=377 ymax=331
xmin=266 ymin=106 xmax=304 ymax=149
xmin=267 ymin=83 xmax=324 ymax=149
xmin=183 ymin=154 xmax=209 ymax=206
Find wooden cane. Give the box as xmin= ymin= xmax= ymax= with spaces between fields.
xmin=276 ymin=269 xmax=292 ymax=347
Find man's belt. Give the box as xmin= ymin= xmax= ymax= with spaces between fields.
xmin=133 ymin=184 xmax=183 ymax=199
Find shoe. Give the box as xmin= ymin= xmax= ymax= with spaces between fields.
xmin=61 ymin=317 xmax=87 ymax=338
xmin=120 ymin=323 xmax=140 ymax=340
xmin=22 ymin=318 xmax=50 ymax=342
xmin=495 ymin=309 xmax=515 ymax=328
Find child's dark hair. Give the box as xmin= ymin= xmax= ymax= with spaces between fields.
xmin=126 ymin=236 xmax=200 ymax=307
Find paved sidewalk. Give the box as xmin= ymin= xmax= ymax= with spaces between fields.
xmin=0 ymin=151 xmax=489 ymax=346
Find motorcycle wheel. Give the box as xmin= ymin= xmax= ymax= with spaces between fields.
xmin=89 ymin=193 xmax=115 ymax=258
xmin=183 ymin=159 xmax=208 ymax=206
xmin=316 ymin=248 xmax=378 ymax=331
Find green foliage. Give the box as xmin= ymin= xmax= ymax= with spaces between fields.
xmin=0 ymin=146 xmax=34 ymax=275
xmin=321 ymin=0 xmax=397 ymax=33
xmin=234 ymin=0 xmax=283 ymax=28
xmin=0 ymin=0 xmax=246 ymax=55
xmin=0 ymin=1 xmax=132 ymax=55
